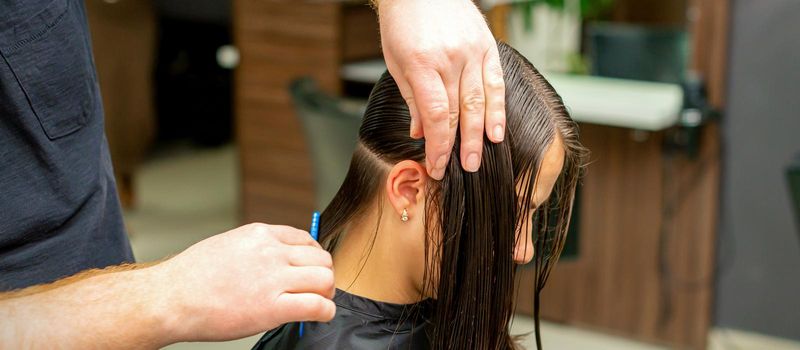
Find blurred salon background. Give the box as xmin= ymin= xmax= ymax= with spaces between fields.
xmin=85 ymin=0 xmax=800 ymax=349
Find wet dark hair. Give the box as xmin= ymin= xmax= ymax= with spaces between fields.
xmin=319 ymin=42 xmax=588 ymax=349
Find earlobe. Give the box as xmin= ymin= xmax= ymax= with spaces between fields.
xmin=385 ymin=160 xmax=428 ymax=219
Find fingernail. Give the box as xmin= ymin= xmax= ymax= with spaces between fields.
xmin=465 ymin=153 xmax=480 ymax=172
xmin=493 ymin=125 xmax=505 ymax=142
xmin=409 ymin=118 xmax=415 ymax=137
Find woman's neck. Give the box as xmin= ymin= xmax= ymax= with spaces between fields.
xmin=331 ymin=207 xmax=425 ymax=305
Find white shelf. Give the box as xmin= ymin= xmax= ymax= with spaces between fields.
xmin=340 ymin=60 xmax=389 ymax=84
xmin=341 ymin=60 xmax=683 ymax=131
xmin=543 ymin=73 xmax=683 ymax=131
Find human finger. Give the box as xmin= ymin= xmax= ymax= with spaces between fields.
xmin=260 ymin=224 xmax=321 ymax=248
xmin=459 ymin=59 xmax=487 ymax=172
xmin=391 ymin=70 xmax=423 ymax=139
xmin=482 ymin=44 xmax=506 ymax=143
xmin=406 ymin=68 xmax=455 ymax=180
xmin=281 ymin=266 xmax=335 ymax=297
xmin=273 ymin=292 xmax=337 ymax=323
xmin=286 ymin=246 xmax=333 ymax=269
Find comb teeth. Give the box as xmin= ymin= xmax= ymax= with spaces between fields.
xmin=310 ymin=211 xmax=321 ymax=241
xmin=300 ymin=210 xmax=324 ymax=338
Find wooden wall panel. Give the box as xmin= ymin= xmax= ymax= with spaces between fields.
xmin=233 ymin=1 xmax=342 ymax=227
xmin=688 ymin=0 xmax=730 ymax=108
xmin=611 ymin=0 xmax=688 ymax=25
xmin=516 ymin=124 xmax=665 ymax=335
xmin=516 ymin=123 xmax=721 ymax=349
xmin=662 ymin=124 xmax=721 ymax=348
xmin=341 ymin=5 xmax=381 ymax=61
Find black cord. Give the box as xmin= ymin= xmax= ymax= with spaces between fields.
xmin=656 ymin=127 xmax=736 ymax=329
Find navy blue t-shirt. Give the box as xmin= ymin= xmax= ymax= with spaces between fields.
xmin=0 ymin=0 xmax=133 ymax=291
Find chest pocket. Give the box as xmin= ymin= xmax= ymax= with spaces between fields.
xmin=0 ymin=0 xmax=94 ymax=140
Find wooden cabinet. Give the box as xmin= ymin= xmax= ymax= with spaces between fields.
xmin=86 ymin=0 xmax=157 ymax=208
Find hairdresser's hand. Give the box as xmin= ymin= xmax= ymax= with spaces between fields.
xmin=377 ymin=0 xmax=506 ymax=180
xmin=154 ymin=223 xmax=335 ymax=342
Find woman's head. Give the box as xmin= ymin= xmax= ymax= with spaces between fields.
xmin=320 ymin=42 xmax=587 ymax=349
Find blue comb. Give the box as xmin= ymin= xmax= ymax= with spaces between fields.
xmin=299 ymin=211 xmax=321 ymax=338
xmin=310 ymin=211 xmax=320 ymax=241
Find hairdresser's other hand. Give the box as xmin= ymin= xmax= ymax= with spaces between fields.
xmin=378 ymin=0 xmax=506 ymax=180
xmin=153 ymin=223 xmax=335 ymax=342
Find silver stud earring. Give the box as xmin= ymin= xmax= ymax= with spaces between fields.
xmin=401 ymin=208 xmax=409 ymax=222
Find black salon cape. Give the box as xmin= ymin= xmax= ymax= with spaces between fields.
xmin=252 ymin=289 xmax=432 ymax=349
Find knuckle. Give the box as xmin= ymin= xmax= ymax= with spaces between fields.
xmin=320 ymin=268 xmax=335 ymax=285
xmin=444 ymin=46 xmax=461 ymax=61
xmin=404 ymin=54 xmax=438 ymax=78
xmin=250 ymin=222 xmax=270 ymax=234
xmin=408 ymin=49 xmax=436 ymax=67
xmin=418 ymin=40 xmax=461 ymax=60
xmin=449 ymin=111 xmax=460 ymax=129
xmin=321 ymin=252 xmax=333 ymax=268
xmin=276 ymin=248 xmax=291 ymax=262
xmin=461 ymin=93 xmax=486 ymax=113
xmin=426 ymin=104 xmax=451 ymax=123
xmin=485 ymin=76 xmax=505 ymax=91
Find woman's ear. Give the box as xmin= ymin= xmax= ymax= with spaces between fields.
xmin=385 ymin=160 xmax=428 ymax=220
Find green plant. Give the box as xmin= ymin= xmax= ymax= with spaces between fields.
xmin=514 ymin=0 xmax=615 ymax=30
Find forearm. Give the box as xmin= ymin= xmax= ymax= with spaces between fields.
xmin=0 ymin=263 xmax=178 ymax=349
xmin=0 ymin=223 xmax=338 ymax=348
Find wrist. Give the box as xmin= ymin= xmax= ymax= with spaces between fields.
xmin=133 ymin=263 xmax=185 ymax=347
